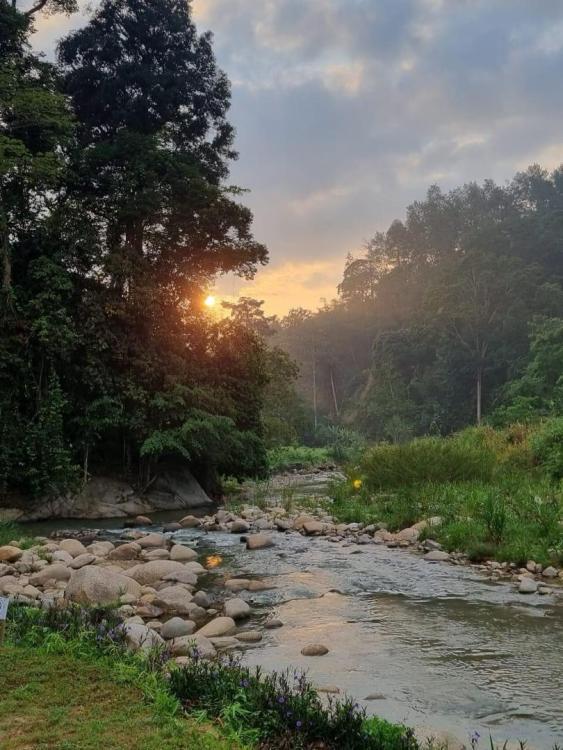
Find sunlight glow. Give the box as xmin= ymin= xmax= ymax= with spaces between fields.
xmin=204 ymin=294 xmax=216 ymax=308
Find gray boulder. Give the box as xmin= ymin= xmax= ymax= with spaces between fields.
xmin=65 ymin=566 xmax=141 ymax=605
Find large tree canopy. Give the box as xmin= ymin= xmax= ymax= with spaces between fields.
xmin=0 ymin=0 xmax=269 ymax=503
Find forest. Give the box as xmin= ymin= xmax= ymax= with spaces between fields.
xmin=2 ymin=0 xmax=563 ymax=507
xmin=271 ymin=168 xmax=563 ymax=446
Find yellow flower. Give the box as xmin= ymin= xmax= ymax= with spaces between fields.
xmin=353 ymin=479 xmax=362 ymax=491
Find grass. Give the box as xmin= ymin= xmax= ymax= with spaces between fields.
xmin=329 ymin=425 xmax=563 ymax=566
xmin=0 ymin=647 xmax=235 ymax=750
xmin=267 ymin=445 xmax=332 ymax=473
xmin=0 ymin=521 xmax=36 ymax=549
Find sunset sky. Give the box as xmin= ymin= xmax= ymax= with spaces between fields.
xmin=31 ymin=0 xmax=563 ymax=315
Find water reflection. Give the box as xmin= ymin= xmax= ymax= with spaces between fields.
xmin=205 ymin=554 xmax=223 ymax=569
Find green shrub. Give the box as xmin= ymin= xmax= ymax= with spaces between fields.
xmin=531 ymin=417 xmax=563 ymax=480
xmin=361 ymin=436 xmax=495 ymax=490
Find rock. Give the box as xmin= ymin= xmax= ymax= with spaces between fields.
xmin=275 ymin=519 xmax=292 ymax=532
xmin=125 ymin=561 xmax=187 ymax=586
xmin=293 ymin=514 xmax=316 ymax=531
xmin=264 ymin=618 xmax=283 ymax=630
xmin=135 ymin=604 xmax=164 ymax=619
xmin=162 ymin=569 xmax=198 ymax=586
xmin=224 ymin=578 xmax=251 ymax=592
xmin=169 ymin=545 xmax=198 ymax=562
xmin=153 ymin=585 xmax=194 ymax=615
xmin=224 ymin=598 xmax=251 ymax=620
xmin=209 ymin=636 xmax=240 ymax=651
xmin=179 ymin=515 xmax=201 ymax=528
xmin=123 ymin=622 xmax=164 ymax=652
xmin=192 ymin=591 xmax=211 ymax=608
xmin=163 ymin=523 xmax=182 ymax=532
xmin=364 ymin=693 xmax=386 ymax=701
xmin=396 ymin=527 xmax=420 ymax=543
xmin=302 ymin=521 xmax=325 ymax=536
xmin=142 ymin=548 xmax=170 ymax=561
xmin=301 ymin=644 xmax=329 ymax=656
xmin=197 ymin=616 xmax=236 ymax=638
xmin=170 ymin=634 xmax=216 ymax=659
xmin=108 ymin=542 xmax=141 ymax=561
xmin=0 ymin=546 xmax=23 ymax=563
xmin=58 ymin=539 xmax=88 ymax=558
xmin=183 ymin=561 xmax=205 ymax=574
xmin=0 ymin=576 xmax=19 ymax=594
xmin=519 ymin=578 xmax=539 ymax=594
xmin=161 ymin=617 xmax=197 ymax=640
xmin=315 ymin=685 xmax=340 ymax=694
xmin=147 ymin=466 xmax=213 ymax=510
xmin=423 ymin=540 xmax=442 ymax=551
xmin=65 ymin=566 xmax=141 ymax=605
xmin=134 ymin=515 xmax=153 ymax=526
xmin=246 ymin=534 xmax=274 ymax=550
xmin=230 ymin=520 xmax=250 ymax=534
xmin=147 ymin=620 xmax=162 ymax=632
xmin=29 ymin=564 xmax=72 ymax=587
xmin=424 ymin=550 xmax=450 ymax=562
xmin=52 ymin=550 xmax=74 ymax=565
xmin=0 ymin=563 xmax=11 ymax=577
xmin=236 ymin=631 xmax=262 ymax=643
xmin=69 ymin=554 xmax=96 ymax=570
xmin=87 ymin=541 xmax=115 ymax=557
xmin=542 ymin=566 xmax=558 ymax=579
xmin=137 ymin=533 xmax=166 ymax=549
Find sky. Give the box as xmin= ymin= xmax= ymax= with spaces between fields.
xmin=29 ymin=0 xmax=563 ymax=315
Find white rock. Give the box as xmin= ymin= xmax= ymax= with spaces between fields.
xmin=519 ymin=578 xmax=538 ymax=594
xmin=123 ymin=622 xmax=164 ymax=652
xmin=161 ymin=617 xmax=197 ymax=640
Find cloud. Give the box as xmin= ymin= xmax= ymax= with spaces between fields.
xmin=29 ymin=0 xmax=563 ymax=313
xmin=216 ymin=259 xmax=344 ymax=316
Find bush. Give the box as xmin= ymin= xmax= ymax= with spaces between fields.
xmin=361 ymin=435 xmax=495 ymax=490
xmin=531 ymin=417 xmax=563 ymax=480
xmin=169 ymin=654 xmax=419 ymax=750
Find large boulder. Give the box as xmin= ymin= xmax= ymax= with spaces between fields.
xmin=162 ymin=569 xmax=198 ymax=586
xmin=124 ymin=560 xmax=187 ymax=586
xmin=69 ymin=554 xmax=96 ymax=570
xmin=65 ymin=566 xmax=141 ymax=605
xmin=147 ymin=466 xmax=212 ymax=510
xmin=424 ymin=550 xmax=450 ymax=562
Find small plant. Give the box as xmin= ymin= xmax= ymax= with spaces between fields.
xmin=531 ymin=417 xmax=563 ymax=480
xmin=267 ymin=445 xmax=332 ymax=473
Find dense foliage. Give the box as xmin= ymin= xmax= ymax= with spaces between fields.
xmin=273 ymin=171 xmax=563 ymax=441
xmin=331 ymin=423 xmax=563 ymax=566
xmin=0 ymin=0 xmax=269 ymax=503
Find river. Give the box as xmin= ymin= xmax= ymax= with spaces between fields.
xmin=26 ymin=510 xmax=563 ymax=749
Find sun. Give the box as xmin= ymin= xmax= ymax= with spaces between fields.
xmin=204 ymin=294 xmax=216 ymax=308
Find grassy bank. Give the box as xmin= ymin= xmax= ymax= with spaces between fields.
xmin=2 ymin=603 xmax=430 ymax=750
xmin=330 ymin=424 xmax=563 ymax=566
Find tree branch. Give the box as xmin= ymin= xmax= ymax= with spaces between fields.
xmin=24 ymin=0 xmax=49 ymax=16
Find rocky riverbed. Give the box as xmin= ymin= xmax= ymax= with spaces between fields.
xmin=1 ymin=495 xmax=563 ymax=748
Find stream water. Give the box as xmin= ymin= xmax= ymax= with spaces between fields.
xmin=25 ymin=508 xmax=563 ymax=749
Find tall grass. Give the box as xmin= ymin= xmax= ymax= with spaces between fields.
xmin=361 ymin=435 xmax=495 ymax=490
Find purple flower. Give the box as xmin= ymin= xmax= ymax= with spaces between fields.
xmin=296 ymin=720 xmax=302 ymax=729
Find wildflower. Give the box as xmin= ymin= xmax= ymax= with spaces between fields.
xmin=471 ymin=731 xmax=481 ymax=748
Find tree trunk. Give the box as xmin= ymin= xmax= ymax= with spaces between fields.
xmin=1 ymin=205 xmax=11 ymax=296
xmin=476 ymin=367 xmax=482 ymax=426
xmin=312 ymin=342 xmax=318 ymax=431
xmin=330 ymin=368 xmax=339 ymax=418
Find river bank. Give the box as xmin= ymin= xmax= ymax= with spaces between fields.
xmin=2 ymin=477 xmax=563 ymax=748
